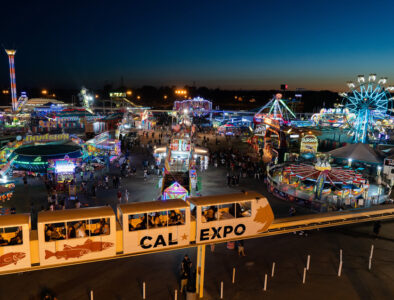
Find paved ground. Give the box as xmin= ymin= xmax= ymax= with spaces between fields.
xmin=0 ymin=132 xmax=393 ymax=299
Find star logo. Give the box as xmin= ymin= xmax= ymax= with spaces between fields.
xmin=181 ymin=233 xmax=188 ymax=240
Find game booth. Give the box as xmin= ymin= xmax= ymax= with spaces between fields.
xmin=86 ymin=132 xmax=121 ymax=162
xmin=47 ymin=157 xmax=82 ymax=183
xmin=162 ymin=182 xmax=189 ymax=200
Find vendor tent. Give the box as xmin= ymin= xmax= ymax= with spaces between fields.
xmin=328 ymin=143 xmax=382 ymax=164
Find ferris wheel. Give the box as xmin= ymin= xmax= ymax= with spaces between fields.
xmin=340 ymin=74 xmax=393 ymax=143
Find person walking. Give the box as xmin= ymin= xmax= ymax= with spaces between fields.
xmin=117 ymin=190 xmax=122 ymax=203
xmin=373 ymin=221 xmax=381 ymax=239
xmin=237 ymin=240 xmax=246 ymax=256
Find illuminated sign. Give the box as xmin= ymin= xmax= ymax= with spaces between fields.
xmin=263 ymin=117 xmax=280 ymax=130
xmin=24 ymin=133 xmax=69 ymax=143
xmin=300 ymin=134 xmax=318 ymax=154
xmin=55 ymin=161 xmax=75 ymax=173
xmin=109 ymin=92 xmax=126 ymax=98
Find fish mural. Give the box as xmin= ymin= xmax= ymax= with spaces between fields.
xmin=45 ymin=239 xmax=114 ymax=260
xmin=0 ymin=252 xmax=26 ymax=267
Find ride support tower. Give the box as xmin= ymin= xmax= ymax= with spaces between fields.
xmin=5 ymin=49 xmax=17 ymax=112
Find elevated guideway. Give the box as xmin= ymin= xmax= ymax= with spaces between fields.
xmin=2 ymin=205 xmax=393 ymax=277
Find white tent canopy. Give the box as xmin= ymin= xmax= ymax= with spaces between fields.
xmin=328 ymin=143 xmax=382 ymax=165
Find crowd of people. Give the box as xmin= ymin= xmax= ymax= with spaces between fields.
xmin=44 ymin=218 xmax=110 ymax=242
xmin=129 ymin=210 xmax=185 ymax=231
xmin=0 ymin=227 xmax=22 ymax=246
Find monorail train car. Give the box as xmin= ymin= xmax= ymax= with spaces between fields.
xmin=2 ymin=191 xmax=391 ymax=275
xmin=0 ymin=214 xmax=31 ymax=273
xmin=189 ymin=191 xmax=274 ymax=244
xmin=119 ymin=199 xmax=190 ymax=254
xmin=37 ymin=207 xmax=117 ymax=266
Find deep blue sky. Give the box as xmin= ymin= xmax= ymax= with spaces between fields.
xmin=1 ymin=0 xmax=394 ymax=91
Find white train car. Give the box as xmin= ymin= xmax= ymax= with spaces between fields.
xmin=0 ymin=214 xmax=31 ymax=273
xmin=37 ymin=207 xmax=116 ymax=267
xmin=189 ymin=191 xmax=274 ymax=244
xmin=119 ymin=199 xmax=190 ymax=254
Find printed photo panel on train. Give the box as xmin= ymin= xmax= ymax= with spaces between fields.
xmin=120 ymin=199 xmax=190 ymax=254
xmin=190 ymin=191 xmax=274 ymax=243
xmin=0 ymin=214 xmax=31 ymax=273
xmin=37 ymin=207 xmax=116 ymax=267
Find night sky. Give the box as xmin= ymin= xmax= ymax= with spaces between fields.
xmin=1 ymin=0 xmax=394 ymax=91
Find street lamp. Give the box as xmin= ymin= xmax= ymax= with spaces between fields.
xmin=41 ymin=89 xmax=48 ymax=96
xmin=377 ymin=165 xmax=382 ymax=176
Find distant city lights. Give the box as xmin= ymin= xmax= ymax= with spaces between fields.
xmin=175 ymin=89 xmax=187 ymax=96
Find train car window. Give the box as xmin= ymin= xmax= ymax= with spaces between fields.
xmin=0 ymin=226 xmax=23 ymax=246
xmin=201 ymin=206 xmax=218 ymax=222
xmin=236 ymin=202 xmax=252 ymax=218
xmin=66 ymin=220 xmax=89 ymax=239
xmin=168 ymin=209 xmax=185 ymax=226
xmin=190 ymin=204 xmax=196 ymax=219
xmin=147 ymin=211 xmax=168 ymax=229
xmin=45 ymin=223 xmax=66 ymax=242
xmin=218 ymin=203 xmax=235 ymax=220
xmin=89 ymin=218 xmax=110 ymax=236
xmin=128 ymin=213 xmax=148 ymax=231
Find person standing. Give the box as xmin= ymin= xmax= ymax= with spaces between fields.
xmin=373 ymin=221 xmax=381 ymax=239
xmin=124 ymin=189 xmax=129 ymax=203
xmin=117 ymin=190 xmax=122 ymax=203
xmin=180 ymin=254 xmax=191 ymax=293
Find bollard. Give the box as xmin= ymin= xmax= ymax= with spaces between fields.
xmin=340 ymin=249 xmax=343 ymax=262
xmin=338 ymin=261 xmax=343 ymax=277
xmin=264 ymin=274 xmax=268 ymax=291
xmin=302 ymin=268 xmax=306 ymax=284
xmin=220 ymin=281 xmax=223 ymax=299
xmin=370 ymin=245 xmax=374 ymax=259
xmin=174 ymin=289 xmax=177 ymax=300
xmin=306 ymin=255 xmax=311 ymax=271
xmin=143 ymin=282 xmax=146 ymax=299
xmin=232 ymin=267 xmax=236 ymax=284
xmin=271 ymin=262 xmax=276 ymax=277
xmin=90 ymin=290 xmax=93 ymax=300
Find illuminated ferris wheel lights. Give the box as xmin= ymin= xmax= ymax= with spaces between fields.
xmin=347 ymin=81 xmax=355 ymax=89
xmin=368 ymin=74 xmax=377 ymax=82
xmin=378 ymin=77 xmax=387 ymax=84
xmin=386 ymin=86 xmax=394 ymax=92
xmin=339 ymin=92 xmax=348 ymax=97
xmin=357 ymin=75 xmax=365 ymax=83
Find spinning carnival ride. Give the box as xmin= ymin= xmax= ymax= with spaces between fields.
xmin=341 ymin=74 xmax=393 ymax=143
xmin=279 ymin=157 xmax=368 ymax=200
xmin=254 ymin=93 xmax=296 ymax=126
